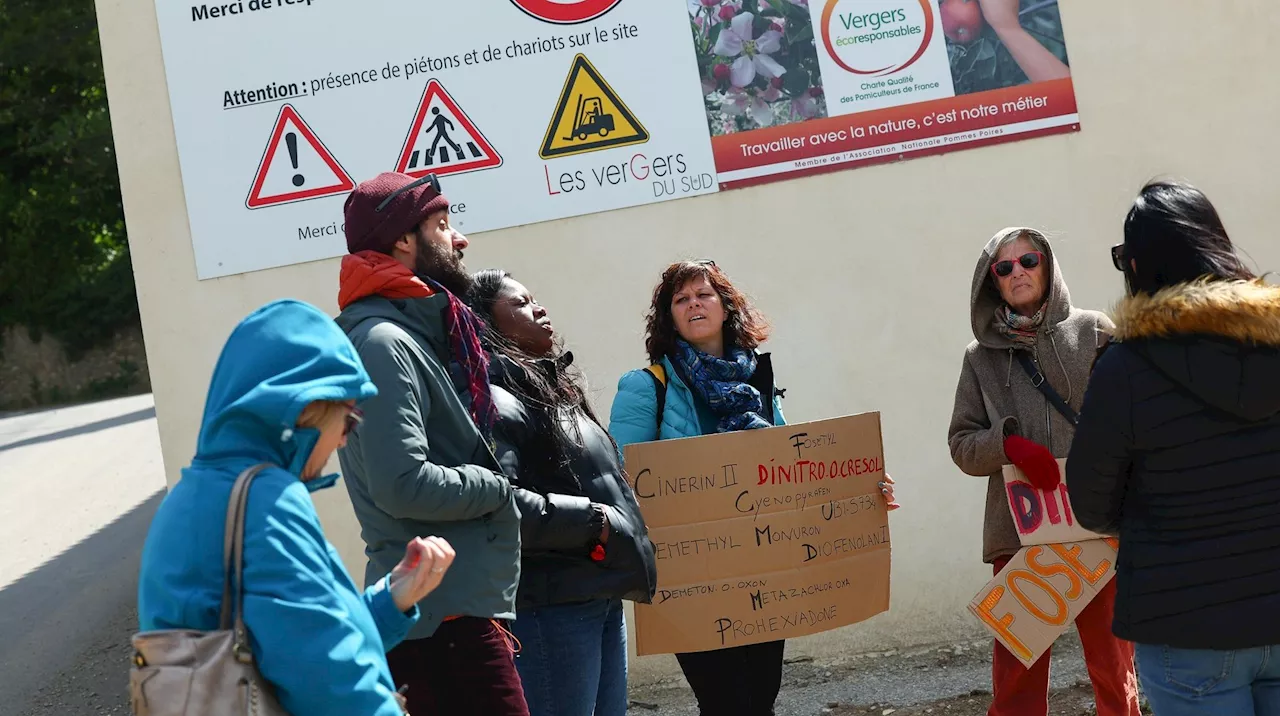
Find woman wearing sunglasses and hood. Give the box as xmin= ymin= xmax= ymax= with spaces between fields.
xmin=135 ymin=300 xmax=455 ymax=714
xmin=946 ymin=229 xmax=1140 ymax=716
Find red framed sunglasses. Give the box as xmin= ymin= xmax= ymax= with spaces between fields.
xmin=343 ymin=406 xmax=364 ymax=436
xmin=991 ymin=252 xmax=1045 ymax=278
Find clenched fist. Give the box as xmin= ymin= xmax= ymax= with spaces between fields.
xmin=389 ymin=536 xmax=456 ymax=613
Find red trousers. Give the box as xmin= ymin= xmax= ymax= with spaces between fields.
xmin=988 ymin=557 xmax=1140 ymax=716
xmin=386 ymin=617 xmax=530 ymax=716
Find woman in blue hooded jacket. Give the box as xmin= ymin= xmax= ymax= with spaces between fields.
xmin=609 ymin=261 xmax=898 ymax=716
xmin=136 ymin=299 xmax=454 ymax=715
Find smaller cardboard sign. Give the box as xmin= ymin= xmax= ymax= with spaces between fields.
xmin=626 ymin=413 xmax=891 ymax=655
xmin=1003 ymin=459 xmax=1104 ymax=547
xmin=968 ymin=538 xmax=1118 ymax=667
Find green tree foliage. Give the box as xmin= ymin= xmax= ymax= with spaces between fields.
xmin=0 ymin=0 xmax=137 ymax=360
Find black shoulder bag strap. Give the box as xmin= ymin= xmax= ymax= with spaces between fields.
xmin=644 ymin=364 xmax=668 ymax=438
xmin=1015 ymin=351 xmax=1079 ymax=427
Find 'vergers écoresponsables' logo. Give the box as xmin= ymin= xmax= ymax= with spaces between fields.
xmin=821 ymin=0 xmax=935 ymax=76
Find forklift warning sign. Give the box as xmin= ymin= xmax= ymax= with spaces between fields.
xmin=539 ymin=54 xmax=649 ymax=160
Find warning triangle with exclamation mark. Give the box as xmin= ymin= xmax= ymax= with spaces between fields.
xmin=246 ymin=104 xmax=355 ymax=210
xmin=395 ymin=79 xmax=503 ymax=179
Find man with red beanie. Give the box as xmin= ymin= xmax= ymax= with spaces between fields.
xmin=947 ymin=227 xmax=1139 ymax=716
xmin=334 ymin=172 xmax=527 ymax=715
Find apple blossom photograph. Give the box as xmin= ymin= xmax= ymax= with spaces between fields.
xmin=941 ymin=0 xmax=1072 ymax=96
xmin=687 ymin=0 xmax=828 ymax=136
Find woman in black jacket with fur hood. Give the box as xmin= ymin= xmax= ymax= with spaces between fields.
xmin=1067 ymin=180 xmax=1280 ymax=715
xmin=467 ymin=269 xmax=657 ymax=716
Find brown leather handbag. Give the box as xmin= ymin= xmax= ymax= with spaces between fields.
xmin=128 ymin=463 xmax=288 ymax=715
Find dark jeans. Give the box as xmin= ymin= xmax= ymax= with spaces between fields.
xmin=386 ymin=616 xmax=530 ymax=716
xmin=675 ymin=640 xmax=786 ymax=716
xmin=511 ymin=599 xmax=628 ymax=716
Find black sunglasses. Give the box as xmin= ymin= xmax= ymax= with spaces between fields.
xmin=991 ymin=252 xmax=1044 ymax=278
xmin=375 ymin=173 xmax=441 ymax=213
xmin=1111 ymin=244 xmax=1127 ymax=272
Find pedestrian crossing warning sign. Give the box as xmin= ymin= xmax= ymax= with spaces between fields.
xmin=395 ymin=80 xmax=503 ymax=179
xmin=539 ymin=54 xmax=649 ymax=160
xmin=246 ymin=104 xmax=355 ymax=210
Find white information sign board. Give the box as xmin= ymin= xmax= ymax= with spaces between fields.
xmin=154 ymin=0 xmax=718 ymax=279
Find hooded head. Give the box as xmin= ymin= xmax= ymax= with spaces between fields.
xmin=969 ymin=227 xmax=1073 ymax=348
xmin=1112 ymin=279 xmax=1280 ymax=421
xmin=193 ymin=300 xmax=377 ymax=486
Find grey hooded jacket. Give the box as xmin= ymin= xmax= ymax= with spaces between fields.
xmin=337 ymin=293 xmax=520 ymax=640
xmin=946 ymin=228 xmax=1114 ymax=563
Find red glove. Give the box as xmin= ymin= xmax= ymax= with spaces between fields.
xmin=1004 ymin=435 xmax=1061 ymax=491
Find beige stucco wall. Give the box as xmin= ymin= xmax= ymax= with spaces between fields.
xmin=97 ymin=0 xmax=1279 ymax=684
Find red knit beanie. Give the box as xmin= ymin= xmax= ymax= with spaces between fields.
xmin=343 ymin=172 xmax=451 ymax=255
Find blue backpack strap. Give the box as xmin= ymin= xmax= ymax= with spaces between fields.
xmin=643 ymin=364 xmax=667 ymax=438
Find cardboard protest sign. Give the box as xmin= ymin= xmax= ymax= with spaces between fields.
xmin=968 ymin=538 xmax=1118 ymax=667
xmin=625 ymin=413 xmax=891 ymax=655
xmin=1003 ymin=459 xmax=1105 ymax=547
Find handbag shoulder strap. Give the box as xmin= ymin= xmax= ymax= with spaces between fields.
xmin=219 ymin=463 xmax=272 ymax=655
xmin=644 ymin=364 xmax=667 ymax=438
xmin=1014 ymin=351 xmax=1079 ymax=427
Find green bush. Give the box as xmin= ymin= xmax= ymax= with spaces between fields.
xmin=0 ymin=0 xmax=138 ymax=361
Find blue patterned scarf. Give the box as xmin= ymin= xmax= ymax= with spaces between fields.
xmin=673 ymin=340 xmax=772 ymax=433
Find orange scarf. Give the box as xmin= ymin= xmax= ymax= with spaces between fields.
xmin=338 ymin=251 xmax=434 ymax=310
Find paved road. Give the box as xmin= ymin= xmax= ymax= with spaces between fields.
xmin=0 ymin=395 xmax=166 ymax=716
xmin=628 ymin=635 xmax=1096 ymax=715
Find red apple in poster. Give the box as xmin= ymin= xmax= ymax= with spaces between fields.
xmin=941 ymin=0 xmax=985 ymax=45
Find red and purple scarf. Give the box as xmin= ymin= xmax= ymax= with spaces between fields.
xmin=424 ymin=277 xmax=497 ymax=438
xmin=337 ymin=252 xmax=496 ymax=438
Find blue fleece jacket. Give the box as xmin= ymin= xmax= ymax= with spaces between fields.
xmin=609 ymin=355 xmax=787 ymax=453
xmin=137 ymin=300 xmax=416 ymax=716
